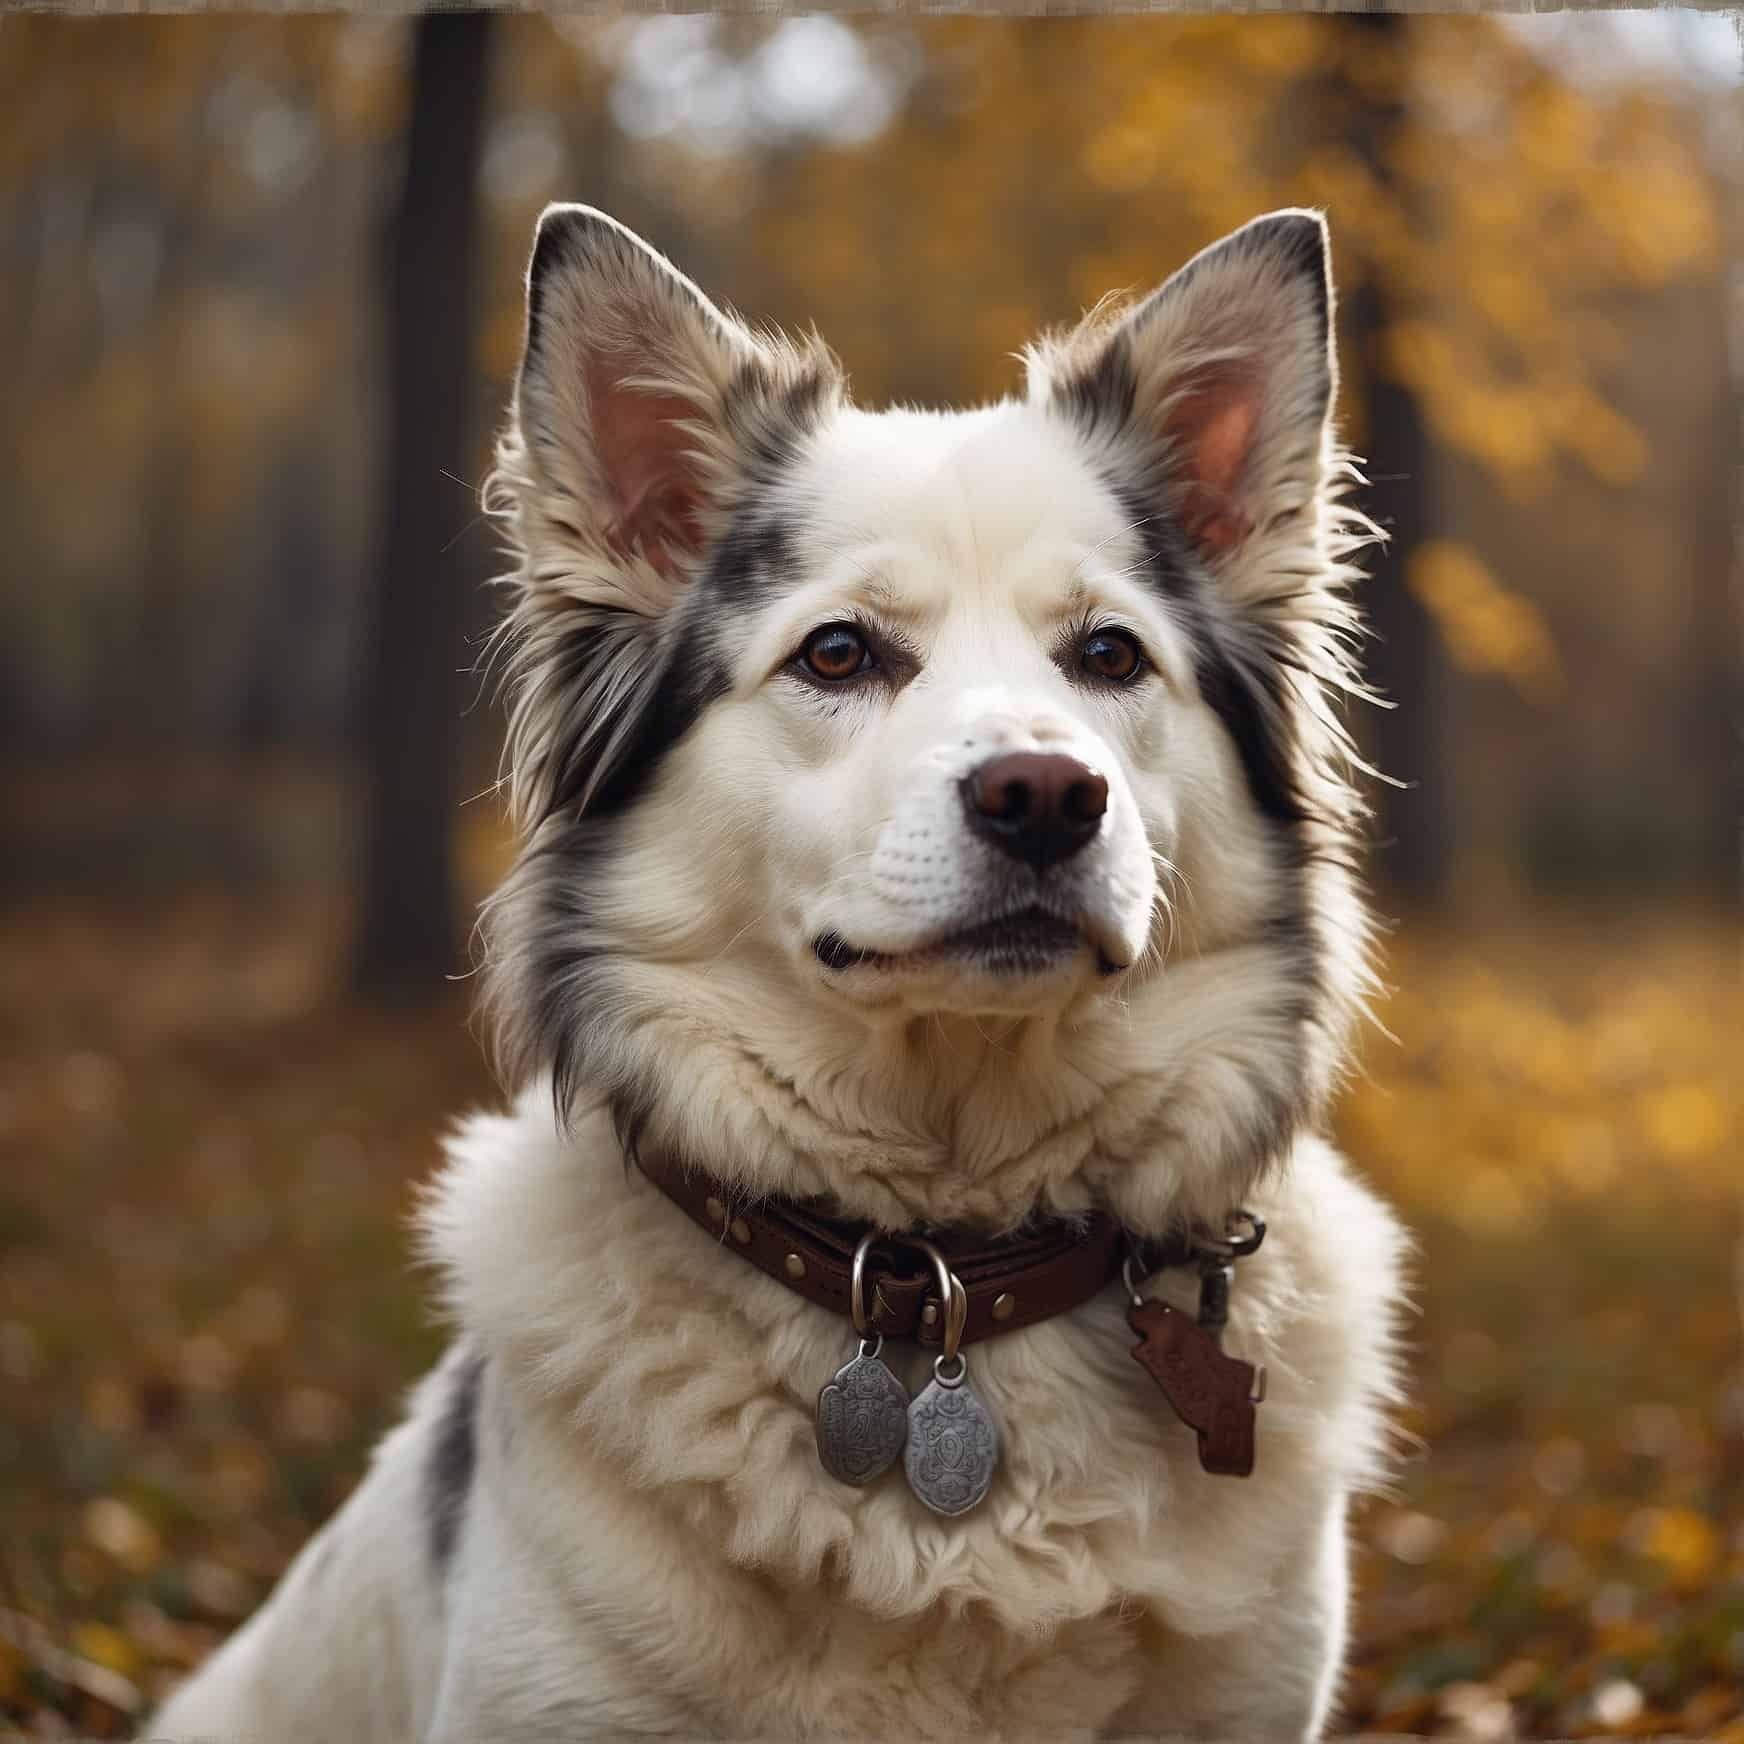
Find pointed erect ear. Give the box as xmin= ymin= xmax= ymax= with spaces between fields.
xmin=513 ymin=204 xmax=830 ymax=592
xmin=491 ymin=207 xmax=840 ymax=832
xmin=1030 ymin=210 xmax=1337 ymax=566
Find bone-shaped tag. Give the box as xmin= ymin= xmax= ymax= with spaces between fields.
xmin=1127 ymin=1299 xmax=1258 ymax=1477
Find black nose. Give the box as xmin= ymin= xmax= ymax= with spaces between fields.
xmin=961 ymin=751 xmax=1109 ymax=871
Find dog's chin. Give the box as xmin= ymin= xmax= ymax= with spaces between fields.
xmin=810 ymin=905 xmax=1131 ymax=1015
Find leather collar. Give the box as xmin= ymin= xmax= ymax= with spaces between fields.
xmin=633 ymin=1147 xmax=1198 ymax=1349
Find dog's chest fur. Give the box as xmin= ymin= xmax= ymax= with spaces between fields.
xmin=403 ymin=1096 xmax=1405 ymax=1740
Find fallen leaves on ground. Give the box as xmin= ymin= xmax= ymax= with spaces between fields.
xmin=0 ymin=899 xmax=1738 ymax=1739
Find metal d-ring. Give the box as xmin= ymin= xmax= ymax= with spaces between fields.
xmin=849 ymin=1231 xmax=880 ymax=1339
xmin=1121 ymin=1251 xmax=1147 ymax=1308
xmin=1198 ymin=1209 xmax=1266 ymax=1261
xmin=908 ymin=1236 xmax=969 ymax=1375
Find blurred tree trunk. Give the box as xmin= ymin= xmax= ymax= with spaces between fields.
xmin=354 ymin=12 xmax=494 ymax=995
xmin=1337 ymin=10 xmax=1449 ymax=909
xmin=1692 ymin=286 xmax=1742 ymax=903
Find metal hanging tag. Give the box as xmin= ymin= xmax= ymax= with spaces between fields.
xmin=817 ymin=1334 xmax=910 ymax=1485
xmin=903 ymin=1241 xmax=1000 ymax=1517
xmin=816 ymin=1234 xmax=909 ymax=1486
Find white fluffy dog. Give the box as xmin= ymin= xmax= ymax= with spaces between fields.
xmin=152 ymin=205 xmax=1407 ymax=1743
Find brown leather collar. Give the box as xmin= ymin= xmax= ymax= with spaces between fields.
xmin=633 ymin=1147 xmax=1196 ymax=1349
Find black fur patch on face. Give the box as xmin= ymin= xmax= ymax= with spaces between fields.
xmin=425 ymin=1348 xmax=486 ymax=1577
xmin=1109 ymin=481 xmax=1313 ymax=830
xmin=492 ymin=812 xmax=612 ymax=1117
xmin=702 ymin=510 xmax=799 ymax=610
xmin=547 ymin=502 xmax=800 ymax=824
xmin=1102 ymin=474 xmax=1323 ymax=1142
xmin=582 ymin=615 xmax=734 ymax=820
xmin=524 ymin=502 xmax=807 ymax=833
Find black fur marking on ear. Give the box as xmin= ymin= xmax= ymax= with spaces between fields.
xmin=523 ymin=211 xmax=580 ymax=370
xmin=425 ymin=1348 xmax=486 ymax=1577
xmin=1148 ymin=210 xmax=1332 ymax=359
xmin=726 ymin=363 xmax=836 ymax=481
xmin=1057 ymin=335 xmax=1140 ymax=448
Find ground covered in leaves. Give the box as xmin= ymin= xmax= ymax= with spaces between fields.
xmin=1 ymin=898 xmax=1740 ymax=1740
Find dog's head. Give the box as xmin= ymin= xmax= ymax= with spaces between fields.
xmin=481 ymin=206 xmax=1374 ymax=1232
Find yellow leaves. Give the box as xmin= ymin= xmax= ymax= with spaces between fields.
xmin=71 ymin=1622 xmax=140 ymax=1681
xmin=1634 ymin=1082 xmax=1730 ymax=1162
xmin=1296 ymin=147 xmax=1397 ymax=260
xmin=1465 ymin=261 xmax=1555 ymax=355
xmin=1542 ymin=383 xmax=1649 ymax=487
xmin=1341 ymin=922 xmax=1744 ymax=1225
xmin=1382 ymin=324 xmax=1640 ymax=500
xmin=1081 ymin=124 xmax=1160 ymax=196
xmin=1578 ymin=126 xmax=1722 ymax=288
xmin=1232 ymin=16 xmax=1327 ymax=80
xmin=1408 ymin=540 xmax=1565 ymax=704
xmin=1517 ymin=81 xmax=1598 ymax=183
xmin=1455 ymin=1163 xmax=1539 ymax=1239
xmin=1627 ymin=1506 xmax=1721 ymax=1593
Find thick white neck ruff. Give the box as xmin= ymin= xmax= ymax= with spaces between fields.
xmin=421 ymin=1091 xmax=1406 ymax=1634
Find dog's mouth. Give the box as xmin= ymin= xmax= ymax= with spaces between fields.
xmin=814 ymin=906 xmax=1126 ymax=979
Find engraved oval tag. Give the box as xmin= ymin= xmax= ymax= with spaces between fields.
xmin=903 ymin=1367 xmax=999 ymax=1517
xmin=816 ymin=1345 xmax=909 ymax=1486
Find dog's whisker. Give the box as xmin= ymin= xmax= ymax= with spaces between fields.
xmin=1070 ymin=510 xmax=1160 ymax=585
xmin=695 ymin=904 xmax=777 ymax=980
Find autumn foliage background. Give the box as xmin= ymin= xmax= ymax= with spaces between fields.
xmin=0 ymin=12 xmax=1740 ymax=1741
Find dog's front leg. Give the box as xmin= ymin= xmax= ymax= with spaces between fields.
xmin=1106 ymin=1490 xmax=1350 ymax=1743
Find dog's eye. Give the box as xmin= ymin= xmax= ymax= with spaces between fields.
xmin=1080 ymin=628 xmax=1145 ymax=684
xmin=799 ymin=623 xmax=874 ymax=682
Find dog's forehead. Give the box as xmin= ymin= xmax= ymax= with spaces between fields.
xmin=784 ymin=401 xmax=1126 ymax=604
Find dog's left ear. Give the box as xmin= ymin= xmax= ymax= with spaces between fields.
xmin=1029 ymin=210 xmax=1336 ymax=572
xmin=494 ymin=205 xmax=840 ymax=825
xmin=514 ymin=203 xmax=833 ymax=594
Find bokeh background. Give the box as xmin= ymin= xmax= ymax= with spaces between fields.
xmin=1 ymin=10 xmax=1740 ymax=1740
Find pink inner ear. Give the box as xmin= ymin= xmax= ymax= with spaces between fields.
xmin=1164 ymin=370 xmax=1262 ymax=559
xmin=586 ymin=355 xmax=707 ymax=578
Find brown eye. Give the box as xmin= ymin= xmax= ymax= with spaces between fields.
xmin=799 ymin=623 xmax=874 ymax=682
xmin=1081 ymin=627 xmax=1144 ymax=684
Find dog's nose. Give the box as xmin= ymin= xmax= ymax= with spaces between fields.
xmin=961 ymin=751 xmax=1109 ymax=871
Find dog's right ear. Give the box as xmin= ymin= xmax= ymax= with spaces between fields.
xmin=492 ymin=206 xmax=839 ymax=826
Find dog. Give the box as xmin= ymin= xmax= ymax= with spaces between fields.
xmin=152 ymin=204 xmax=1407 ymax=1743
